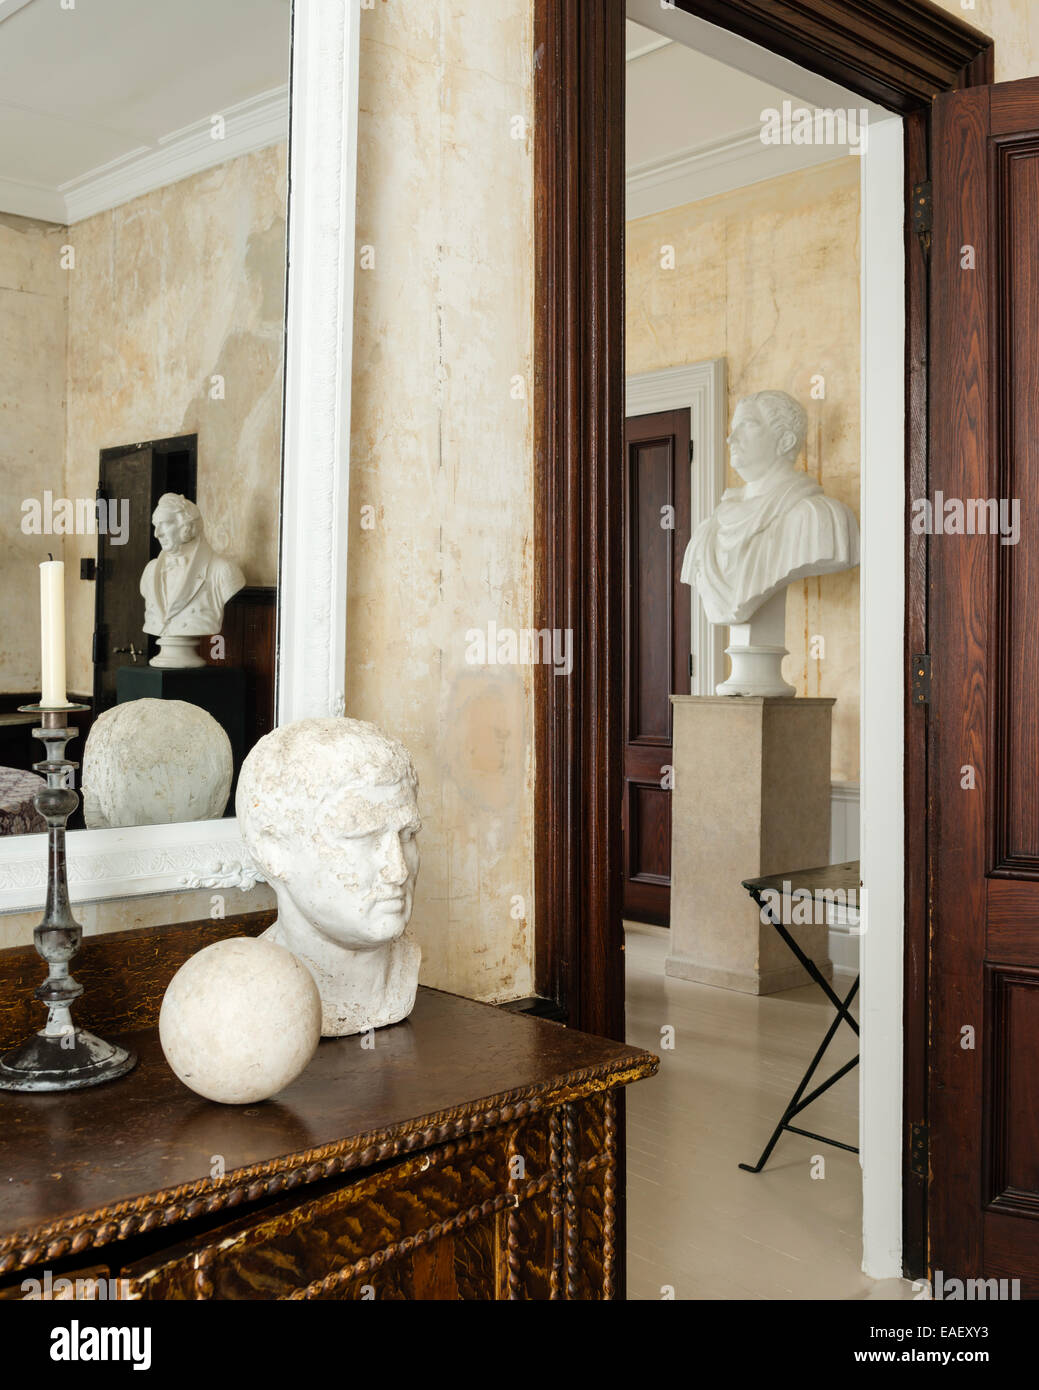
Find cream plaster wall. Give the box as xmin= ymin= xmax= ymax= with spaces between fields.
xmin=0 ymin=882 xmax=277 ymax=954
xmin=63 ymin=144 xmax=288 ymax=694
xmin=345 ymin=0 xmax=535 ymax=1002
xmin=0 ymin=214 xmax=67 ymax=691
xmin=627 ymin=159 xmax=861 ymax=782
xmin=0 ymin=4 xmax=539 ymax=1008
xmin=932 ymin=0 xmax=1039 ymax=82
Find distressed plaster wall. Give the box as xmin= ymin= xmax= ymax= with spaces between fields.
xmin=345 ymin=1 xmax=535 ymax=1002
xmin=932 ymin=0 xmax=1039 ymax=82
xmin=0 ymin=3 xmax=539 ymax=1006
xmin=627 ymin=159 xmax=861 ymax=782
xmin=0 ymin=883 xmax=276 ymax=954
xmin=0 ymin=214 xmax=67 ymax=690
xmin=63 ymin=143 xmax=288 ymax=694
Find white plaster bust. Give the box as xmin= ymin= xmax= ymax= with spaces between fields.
xmin=682 ymin=391 xmax=859 ymax=625
xmin=681 ymin=390 xmax=859 ymax=696
xmin=82 ymin=698 xmax=232 ymax=829
xmin=236 ymin=717 xmax=422 ymax=1037
xmin=140 ymin=493 xmax=244 ymax=668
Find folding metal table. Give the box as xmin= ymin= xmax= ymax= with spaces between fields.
xmin=737 ymin=860 xmax=861 ymax=1174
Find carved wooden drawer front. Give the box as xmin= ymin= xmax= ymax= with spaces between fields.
xmin=0 ymin=989 xmax=656 ymax=1300
xmin=119 ymin=1095 xmax=617 ymax=1300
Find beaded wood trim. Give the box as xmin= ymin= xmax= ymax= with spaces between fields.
xmin=0 ymin=1054 xmax=655 ymax=1277
xmin=168 ymin=1114 xmax=608 ymax=1300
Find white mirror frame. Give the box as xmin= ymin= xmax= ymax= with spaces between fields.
xmin=0 ymin=0 xmax=360 ymax=912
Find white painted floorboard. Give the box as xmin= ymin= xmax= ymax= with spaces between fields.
xmin=624 ymin=924 xmax=915 ymax=1301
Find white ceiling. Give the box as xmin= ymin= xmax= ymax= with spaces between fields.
xmin=0 ymin=0 xmax=291 ymax=224
xmin=625 ymin=20 xmax=671 ymax=62
xmin=625 ymin=20 xmax=853 ymax=219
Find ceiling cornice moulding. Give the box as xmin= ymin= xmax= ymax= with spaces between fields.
xmin=626 ymin=125 xmax=849 ymax=221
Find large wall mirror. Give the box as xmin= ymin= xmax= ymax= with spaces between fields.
xmin=0 ymin=0 xmax=359 ymax=910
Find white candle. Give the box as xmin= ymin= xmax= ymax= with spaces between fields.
xmin=39 ymin=558 xmax=68 ymax=707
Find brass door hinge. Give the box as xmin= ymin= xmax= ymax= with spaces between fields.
xmin=912 ymin=181 xmax=932 ymax=254
xmin=911 ymin=653 xmax=931 ymax=707
xmin=910 ymin=1122 xmax=929 ymax=1180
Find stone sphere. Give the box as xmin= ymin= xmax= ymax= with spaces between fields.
xmin=159 ymin=937 xmax=322 ymax=1104
xmin=82 ymin=698 xmax=232 ymax=829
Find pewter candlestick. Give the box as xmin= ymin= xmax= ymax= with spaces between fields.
xmin=0 ymin=705 xmax=136 ymax=1091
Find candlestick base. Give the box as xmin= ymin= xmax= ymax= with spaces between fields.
xmin=0 ymin=702 xmax=138 ymax=1094
xmin=0 ymin=1029 xmax=136 ymax=1092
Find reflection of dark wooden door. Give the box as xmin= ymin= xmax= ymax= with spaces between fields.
xmin=930 ymin=78 xmax=1039 ymax=1295
xmin=622 ymin=409 xmax=691 ymax=926
xmin=92 ymin=435 xmax=197 ymax=714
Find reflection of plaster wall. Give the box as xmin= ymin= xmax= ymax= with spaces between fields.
xmin=346 ymin=1 xmax=534 ymax=1003
xmin=626 ymin=159 xmax=861 ymax=782
xmin=0 ymin=214 xmax=67 ymax=690
xmin=63 ymin=144 xmax=287 ymax=694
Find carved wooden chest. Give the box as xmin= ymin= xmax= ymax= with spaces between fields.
xmin=0 ymin=960 xmax=656 ymax=1301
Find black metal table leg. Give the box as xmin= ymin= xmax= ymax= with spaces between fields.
xmin=738 ymin=875 xmax=861 ymax=1173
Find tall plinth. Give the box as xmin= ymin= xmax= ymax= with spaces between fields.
xmin=666 ymin=695 xmax=835 ymax=995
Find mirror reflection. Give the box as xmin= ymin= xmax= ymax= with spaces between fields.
xmin=0 ymin=0 xmax=291 ymax=835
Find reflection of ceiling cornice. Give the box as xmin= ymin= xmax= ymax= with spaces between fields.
xmin=626 ymin=126 xmax=849 ymax=221
xmin=0 ymin=0 xmax=36 ymax=28
xmin=626 ymin=33 xmax=672 ymax=62
xmin=0 ymin=84 xmax=288 ymax=226
xmin=62 ymin=85 xmax=288 ymax=224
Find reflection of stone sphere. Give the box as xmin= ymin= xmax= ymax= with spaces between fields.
xmin=82 ymin=699 xmax=232 ymax=828
xmin=159 ymin=938 xmax=321 ymax=1105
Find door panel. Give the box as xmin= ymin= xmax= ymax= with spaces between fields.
xmin=931 ymin=76 xmax=1039 ymax=1293
xmin=622 ymin=409 xmax=691 ymax=927
xmin=93 ymin=435 xmax=197 ymax=714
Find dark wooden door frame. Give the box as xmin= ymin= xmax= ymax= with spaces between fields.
xmin=532 ymin=0 xmax=993 ymax=1280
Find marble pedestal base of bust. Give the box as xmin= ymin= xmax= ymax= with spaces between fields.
xmin=150 ymin=635 xmax=206 ymax=669
xmin=716 ymin=589 xmax=795 ymax=698
xmin=666 ymin=694 xmax=834 ymax=995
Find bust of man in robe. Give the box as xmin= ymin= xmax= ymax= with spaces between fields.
xmin=140 ymin=494 xmax=244 ymax=662
xmin=681 ymin=390 xmax=859 ymax=627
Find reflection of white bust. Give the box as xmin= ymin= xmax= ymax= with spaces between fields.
xmin=681 ymin=391 xmax=859 ymax=696
xmin=140 ymin=494 xmax=244 ymax=668
xmin=236 ymin=718 xmax=422 ymax=1038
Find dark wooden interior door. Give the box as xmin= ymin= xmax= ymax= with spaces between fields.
xmin=93 ymin=435 xmax=197 ymax=714
xmin=622 ymin=409 xmax=691 ymax=927
xmin=930 ymin=76 xmax=1039 ymax=1294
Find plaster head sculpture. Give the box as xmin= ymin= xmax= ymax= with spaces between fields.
xmin=236 ymin=717 xmax=422 ymax=1037
xmin=140 ymin=493 xmax=245 ymax=668
xmin=82 ymin=698 xmax=232 ymax=829
xmin=681 ymin=390 xmax=859 ymax=697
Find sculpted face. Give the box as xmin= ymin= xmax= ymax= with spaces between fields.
xmin=279 ymin=778 xmax=421 ymax=951
xmin=727 ymin=399 xmax=794 ymax=485
xmin=153 ymin=510 xmax=197 ymax=552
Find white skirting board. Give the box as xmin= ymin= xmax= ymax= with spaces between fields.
xmin=829 ymin=781 xmax=861 ymax=971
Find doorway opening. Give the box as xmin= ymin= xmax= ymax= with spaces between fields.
xmin=620 ymin=8 xmax=900 ymax=1298
xmin=532 ymin=0 xmax=997 ymax=1297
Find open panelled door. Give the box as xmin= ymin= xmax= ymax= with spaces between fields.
xmin=931 ymin=77 xmax=1039 ymax=1294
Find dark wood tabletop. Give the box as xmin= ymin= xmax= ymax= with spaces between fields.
xmin=0 ymin=987 xmax=656 ymax=1261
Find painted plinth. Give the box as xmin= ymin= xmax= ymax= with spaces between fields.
xmin=666 ymin=695 xmax=835 ymax=995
